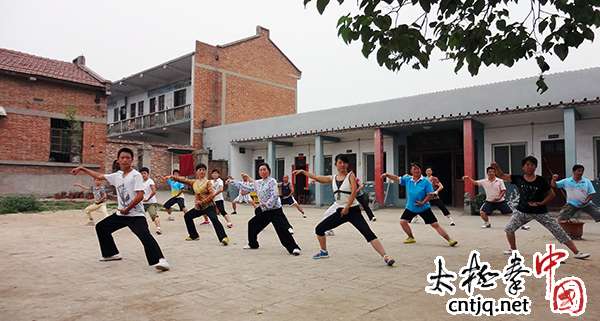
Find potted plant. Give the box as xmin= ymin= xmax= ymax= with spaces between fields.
xmin=558 ymin=212 xmax=584 ymax=240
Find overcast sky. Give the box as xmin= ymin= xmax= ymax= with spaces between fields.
xmin=2 ymin=0 xmax=599 ymax=113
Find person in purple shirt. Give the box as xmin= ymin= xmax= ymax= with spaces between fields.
xmin=231 ymin=163 xmax=301 ymax=256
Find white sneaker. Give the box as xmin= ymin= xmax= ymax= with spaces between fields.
xmin=325 ymin=230 xmax=335 ymax=236
xmin=99 ymin=254 xmax=122 ymax=261
xmin=371 ymin=217 xmax=377 ymax=222
xmin=167 ymin=216 xmax=175 ymax=221
xmin=288 ymin=228 xmax=295 ymax=235
xmin=481 ymin=223 xmax=491 ymax=228
xmin=503 ymin=250 xmax=515 ymax=256
xmin=292 ymin=248 xmax=301 ymax=256
xmin=574 ymin=252 xmax=591 ymax=260
xmin=243 ymin=244 xmax=258 ymax=250
xmin=154 ymin=258 xmax=170 ymax=271
xmin=521 ymin=225 xmax=530 ymax=230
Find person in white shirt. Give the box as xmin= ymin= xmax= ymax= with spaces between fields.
xmin=294 ymin=154 xmax=395 ymax=266
xmin=71 ymin=148 xmax=170 ymax=272
xmin=211 ymin=169 xmax=233 ymax=228
xmin=463 ymin=166 xmax=513 ymax=228
xmin=140 ymin=167 xmax=161 ymax=235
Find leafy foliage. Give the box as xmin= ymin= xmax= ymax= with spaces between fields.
xmin=304 ymin=0 xmax=600 ymax=93
xmin=0 ymin=196 xmax=42 ymax=214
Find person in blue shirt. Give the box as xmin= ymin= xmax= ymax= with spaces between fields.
xmin=382 ymin=162 xmax=458 ymax=247
xmin=551 ymin=164 xmax=600 ymax=223
xmin=163 ymin=169 xmax=188 ymax=222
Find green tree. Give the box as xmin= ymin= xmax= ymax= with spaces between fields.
xmin=304 ymin=0 xmax=600 ymax=93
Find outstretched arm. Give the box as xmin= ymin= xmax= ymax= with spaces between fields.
xmin=73 ymin=183 xmax=90 ymax=191
xmin=462 ymin=176 xmax=480 ymax=186
xmin=490 ymin=162 xmax=511 ymax=182
xmin=163 ymin=175 xmax=195 ymax=187
xmin=292 ymin=169 xmax=332 ymax=184
xmin=381 ymin=173 xmax=400 ymax=182
xmin=71 ymin=167 xmax=106 ymax=181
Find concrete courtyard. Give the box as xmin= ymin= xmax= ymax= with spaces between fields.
xmin=1 ymin=193 xmax=599 ymax=321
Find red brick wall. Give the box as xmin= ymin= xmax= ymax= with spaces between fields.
xmin=191 ymin=27 xmax=300 ymax=148
xmin=0 ymin=74 xmax=107 ymax=167
xmin=0 ymin=114 xmax=50 ymax=161
xmin=0 ymin=75 xmax=106 ymax=117
xmin=224 ymin=76 xmax=296 ymax=124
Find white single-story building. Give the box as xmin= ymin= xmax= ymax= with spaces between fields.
xmin=203 ymin=68 xmax=600 ymax=208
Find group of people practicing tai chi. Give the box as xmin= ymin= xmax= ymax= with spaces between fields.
xmin=71 ymin=147 xmax=595 ymax=273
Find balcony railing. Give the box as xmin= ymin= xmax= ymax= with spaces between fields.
xmin=107 ymin=104 xmax=191 ymax=135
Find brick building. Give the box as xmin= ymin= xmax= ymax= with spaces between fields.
xmin=0 ymin=48 xmax=110 ymax=195
xmin=105 ymin=26 xmax=301 ymax=179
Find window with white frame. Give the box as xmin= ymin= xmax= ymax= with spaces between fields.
xmin=364 ymin=152 xmax=387 ymax=181
xmin=312 ymin=155 xmax=333 ymax=176
xmin=492 ymin=143 xmax=527 ymax=174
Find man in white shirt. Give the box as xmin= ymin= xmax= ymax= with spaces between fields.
xmin=140 ymin=167 xmax=161 ymax=235
xmin=463 ymin=166 xmax=513 ymax=228
xmin=71 ymin=148 xmax=170 ymax=272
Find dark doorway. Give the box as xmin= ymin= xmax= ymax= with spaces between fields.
xmin=422 ymin=152 xmax=453 ymax=205
xmin=293 ymin=155 xmax=309 ymax=204
xmin=541 ymin=140 xmax=566 ymax=209
xmin=408 ymin=128 xmax=463 ymax=206
xmin=254 ymin=158 xmax=265 ymax=180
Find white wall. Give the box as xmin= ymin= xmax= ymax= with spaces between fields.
xmin=575 ymin=119 xmax=600 ymax=176
xmin=226 ymin=137 xmax=395 ymax=181
xmin=484 ymin=119 xmax=600 ymax=176
xmin=107 ymin=86 xmax=192 ymax=123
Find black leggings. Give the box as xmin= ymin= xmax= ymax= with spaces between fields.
xmin=95 ymin=214 xmax=164 ymax=265
xmin=184 ymin=205 xmax=227 ymax=241
xmin=315 ymin=205 xmax=377 ymax=242
xmin=430 ymin=198 xmax=451 ymax=216
xmin=215 ymin=200 xmax=227 ymax=216
xmin=356 ymin=193 xmax=374 ymax=220
xmin=248 ymin=207 xmax=300 ymax=253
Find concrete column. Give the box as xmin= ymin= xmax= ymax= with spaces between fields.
xmin=563 ymin=107 xmax=577 ymax=174
xmin=314 ymin=136 xmax=324 ymax=206
xmin=140 ymin=144 xmax=152 ymax=169
xmin=267 ymin=141 xmax=276 ymax=172
xmin=193 ymin=149 xmax=209 ymax=167
xmin=463 ymin=119 xmax=476 ymax=199
xmin=374 ymin=128 xmax=385 ymax=205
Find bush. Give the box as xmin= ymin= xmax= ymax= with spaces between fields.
xmin=0 ymin=195 xmax=42 ymax=214
xmin=470 ymin=193 xmax=487 ymax=215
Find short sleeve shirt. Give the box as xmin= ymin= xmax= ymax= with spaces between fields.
xmin=556 ymin=177 xmax=596 ymax=207
xmin=400 ymin=175 xmax=434 ymax=213
xmin=510 ymin=175 xmax=551 ymax=214
xmin=167 ymin=179 xmax=185 ymax=198
xmin=91 ymin=185 xmax=106 ymax=203
xmin=143 ymin=178 xmax=158 ymax=204
xmin=212 ymin=178 xmax=225 ymax=202
xmin=104 ymin=170 xmax=145 ymax=217
xmin=477 ymin=178 xmax=507 ymax=202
